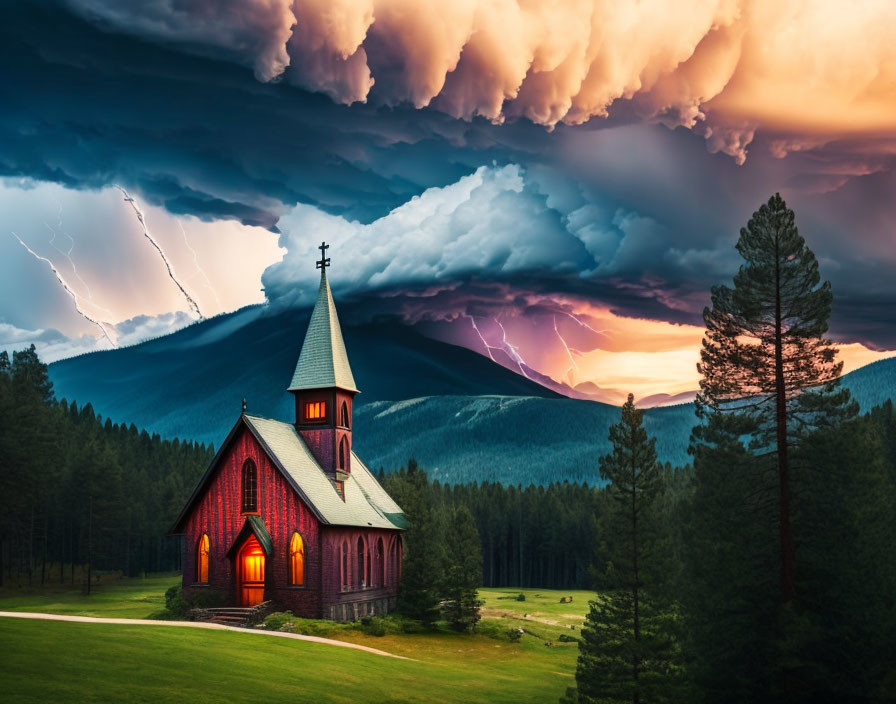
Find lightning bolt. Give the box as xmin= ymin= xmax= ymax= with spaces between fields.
xmin=564 ymin=312 xmax=614 ymax=338
xmin=177 ymin=220 xmax=221 ymax=307
xmin=44 ymin=201 xmax=115 ymax=319
xmin=116 ymin=186 xmax=204 ymax=319
xmin=493 ymin=318 xmax=531 ymax=379
xmin=554 ymin=315 xmax=579 ymax=385
xmin=466 ymin=315 xmax=498 ymax=362
xmin=11 ymin=232 xmax=117 ymax=348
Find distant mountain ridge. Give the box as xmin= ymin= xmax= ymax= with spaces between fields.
xmin=48 ymin=305 xmax=896 ymax=485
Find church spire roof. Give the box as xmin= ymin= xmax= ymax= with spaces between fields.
xmin=287 ymin=243 xmax=358 ymax=394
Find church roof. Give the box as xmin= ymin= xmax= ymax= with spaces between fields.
xmin=288 ymin=268 xmax=358 ymax=393
xmin=244 ymin=415 xmax=403 ymax=529
xmin=170 ymin=414 xmax=405 ymax=533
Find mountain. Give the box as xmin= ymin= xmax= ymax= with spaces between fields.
xmin=48 ymin=305 xmax=559 ymax=444
xmin=354 ymin=396 xmax=695 ymax=484
xmin=47 ymin=305 xmax=896 ymax=485
xmin=638 ymin=391 xmax=698 ymax=407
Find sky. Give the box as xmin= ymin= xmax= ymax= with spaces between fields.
xmin=0 ymin=0 xmax=894 ymax=405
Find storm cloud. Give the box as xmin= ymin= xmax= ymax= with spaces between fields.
xmin=1 ymin=0 xmax=895 ymax=365
xmin=64 ymin=0 xmax=896 ymax=165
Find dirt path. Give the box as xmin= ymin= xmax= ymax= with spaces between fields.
xmin=0 ymin=611 xmax=410 ymax=660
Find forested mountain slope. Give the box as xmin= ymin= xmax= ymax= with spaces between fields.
xmin=49 ymin=305 xmax=896 ymax=485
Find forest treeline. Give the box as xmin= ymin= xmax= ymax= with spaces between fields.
xmin=0 ymin=346 xmax=214 ymax=585
xmin=379 ymin=461 xmax=685 ymax=590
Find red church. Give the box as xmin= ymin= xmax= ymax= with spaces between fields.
xmin=172 ymin=243 xmax=406 ymax=621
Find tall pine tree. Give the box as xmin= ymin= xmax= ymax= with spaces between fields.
xmin=565 ymin=394 xmax=682 ymax=704
xmin=688 ymin=194 xmax=862 ymax=701
xmin=696 ymin=193 xmax=856 ymax=603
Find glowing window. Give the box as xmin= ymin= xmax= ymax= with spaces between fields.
xmin=289 ymin=532 xmax=305 ymax=586
xmin=241 ymin=460 xmax=257 ymax=513
xmin=335 ymin=480 xmax=345 ymax=500
xmin=197 ymin=534 xmax=210 ymax=584
xmin=341 ymin=401 xmax=350 ymax=428
xmin=304 ymin=401 xmax=325 ymax=421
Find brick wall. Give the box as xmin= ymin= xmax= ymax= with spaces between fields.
xmin=181 ymin=422 xmax=322 ymax=617
xmin=179 ymin=418 xmax=403 ymax=620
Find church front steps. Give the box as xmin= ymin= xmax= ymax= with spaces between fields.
xmin=191 ymin=601 xmax=273 ymax=628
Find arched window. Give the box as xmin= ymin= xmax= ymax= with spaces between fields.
xmin=196 ymin=534 xmax=210 ymax=583
xmin=338 ymin=437 xmax=347 ymax=470
xmin=341 ymin=401 xmax=350 ymax=428
xmin=357 ymin=536 xmax=365 ymax=588
xmin=376 ymin=537 xmax=385 ymax=588
xmin=341 ymin=540 xmax=349 ymax=591
xmin=241 ymin=459 xmax=257 ymax=513
xmin=390 ymin=540 xmax=397 ymax=586
xmin=289 ymin=532 xmax=304 ymax=586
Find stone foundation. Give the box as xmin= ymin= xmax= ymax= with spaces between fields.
xmin=326 ymin=595 xmax=397 ymax=622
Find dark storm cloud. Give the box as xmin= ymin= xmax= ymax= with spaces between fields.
xmin=0 ymin=1 xmax=547 ymax=227
xmin=1 ymin=2 xmax=894 ymax=352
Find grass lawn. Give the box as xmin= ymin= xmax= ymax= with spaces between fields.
xmin=479 ymin=587 xmax=595 ymax=639
xmin=0 ymin=578 xmax=597 ymax=702
xmin=0 ymin=574 xmax=181 ymax=618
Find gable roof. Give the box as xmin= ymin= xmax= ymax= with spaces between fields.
xmin=288 ymin=268 xmax=358 ymax=393
xmin=171 ymin=414 xmax=405 ymax=533
xmin=226 ymin=515 xmax=274 ymax=557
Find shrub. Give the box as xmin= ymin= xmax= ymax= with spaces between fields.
xmin=360 ymin=616 xmax=388 ymax=637
xmin=159 ymin=585 xmax=226 ymax=619
xmin=515 ymin=593 xmax=526 ymax=602
xmin=163 ymin=585 xmax=190 ymax=618
xmin=262 ymin=611 xmax=296 ymax=631
xmin=189 ymin=589 xmax=225 ymax=609
xmin=398 ymin=617 xmax=427 ymax=634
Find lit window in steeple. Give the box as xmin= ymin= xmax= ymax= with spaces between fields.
xmin=304 ymin=401 xmax=325 ymax=421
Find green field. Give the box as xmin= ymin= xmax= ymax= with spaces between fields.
xmin=0 ymin=574 xmax=180 ymax=619
xmin=0 ymin=579 xmax=593 ymax=703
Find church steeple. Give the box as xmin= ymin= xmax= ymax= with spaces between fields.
xmin=287 ymin=242 xmax=358 ymax=395
xmin=289 ymin=243 xmax=357 ymax=485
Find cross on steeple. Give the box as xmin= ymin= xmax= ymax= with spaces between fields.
xmin=316 ymin=241 xmax=330 ymax=270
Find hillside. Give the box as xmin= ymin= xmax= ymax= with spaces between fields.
xmin=48 ymin=305 xmax=896 ymax=485
xmin=48 ymin=305 xmax=558 ymax=444
xmin=355 ymin=395 xmax=695 ymax=484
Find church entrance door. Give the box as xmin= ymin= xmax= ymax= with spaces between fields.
xmin=237 ymin=535 xmax=265 ymax=606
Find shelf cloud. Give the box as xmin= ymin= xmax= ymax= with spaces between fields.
xmin=66 ymin=0 xmax=896 ymax=164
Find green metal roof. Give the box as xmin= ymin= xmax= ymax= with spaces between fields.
xmin=288 ymin=268 xmax=358 ymax=393
xmin=244 ymin=415 xmax=405 ymax=530
xmin=246 ymin=515 xmax=274 ymax=555
xmin=225 ymin=515 xmax=275 ymax=557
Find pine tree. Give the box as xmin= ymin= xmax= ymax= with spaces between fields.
xmin=688 ymin=194 xmax=863 ymax=701
xmin=386 ymin=461 xmax=445 ymax=625
xmin=565 ymin=394 xmax=682 ymax=704
xmin=696 ymin=193 xmax=856 ymax=604
xmin=441 ymin=505 xmax=483 ymax=632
